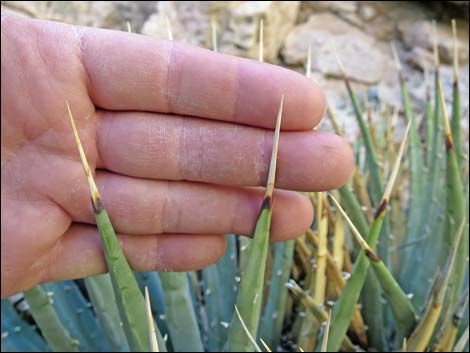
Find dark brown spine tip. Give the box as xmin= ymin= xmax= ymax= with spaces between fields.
xmin=398 ymin=72 xmax=405 ymax=86
xmin=261 ymin=195 xmax=272 ymax=211
xmin=91 ymin=196 xmax=104 ymax=214
xmin=365 ymin=249 xmax=381 ymax=263
xmin=374 ymin=199 xmax=388 ymax=219
xmin=445 ymin=133 xmax=454 ymax=151
xmin=344 ymin=77 xmax=353 ymax=93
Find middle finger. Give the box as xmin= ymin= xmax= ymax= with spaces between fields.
xmin=96 ymin=111 xmax=353 ymax=191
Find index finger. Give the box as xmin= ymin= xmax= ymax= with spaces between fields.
xmin=79 ymin=27 xmax=325 ymax=130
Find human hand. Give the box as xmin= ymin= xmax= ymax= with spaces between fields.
xmin=1 ymin=14 xmax=353 ymax=298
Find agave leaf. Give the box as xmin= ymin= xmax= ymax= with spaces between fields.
xmin=216 ymin=235 xmax=239 ymax=323
xmin=159 ymin=272 xmax=204 ymax=352
xmin=84 ymin=275 xmax=129 ymax=351
xmin=338 ymin=183 xmax=369 ymax=237
xmin=226 ymin=96 xmax=283 ymax=351
xmin=286 ymin=280 xmax=358 ymax=352
xmin=453 ymin=326 xmax=469 ymax=352
xmin=305 ymin=229 xmax=368 ymax=347
xmin=361 ymin=271 xmax=387 ymax=350
xmin=326 ymin=118 xmax=408 ymax=352
xmin=39 ymin=281 xmax=109 ymax=351
xmin=299 ymin=193 xmax=331 ymax=351
xmin=391 ymin=43 xmax=425 ymax=259
xmin=238 ymin=235 xmax=251 ymax=271
xmin=401 ymin=22 xmax=447 ymax=309
xmin=1 ymin=299 xmax=50 ymax=352
xmin=407 ymin=219 xmax=466 ymax=352
xmin=23 ymin=286 xmax=78 ymax=352
xmin=67 ymin=103 xmax=156 ymax=352
xmin=433 ymin=287 xmax=469 ymax=352
xmin=423 ymin=63 xmax=434 ymax=167
xmin=438 ymin=68 xmax=467 ymax=318
xmin=134 ymin=272 xmax=171 ymax=348
xmin=450 ymin=20 xmax=463 ymax=169
xmin=329 ymin=63 xmax=388 ymax=345
xmin=259 ymin=240 xmax=295 ymax=349
xmin=202 ymin=264 xmax=226 ymax=351
xmin=334 ymin=53 xmax=383 ymax=206
xmin=327 ymin=106 xmax=370 ymax=238
xmin=349 ymin=106 xmax=388 ymax=349
xmin=328 ymin=233 xmax=383 ymax=351
xmin=331 ymin=188 xmax=418 ymax=341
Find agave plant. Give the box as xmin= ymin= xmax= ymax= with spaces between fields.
xmin=2 ymin=16 xmax=469 ymax=353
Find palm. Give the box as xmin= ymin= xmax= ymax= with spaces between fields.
xmin=1 ymin=14 xmax=353 ymax=298
xmin=1 ymin=16 xmax=98 ymax=296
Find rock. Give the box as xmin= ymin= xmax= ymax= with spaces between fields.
xmin=337 ymin=11 xmax=366 ymax=29
xmin=316 ymin=35 xmax=386 ymax=84
xmin=282 ymin=13 xmax=387 ymax=84
xmin=2 ymin=1 xmax=157 ymax=31
xmin=358 ymin=4 xmax=377 ymax=21
xmin=328 ymin=1 xmax=358 ymax=13
xmin=141 ymin=1 xmax=300 ymax=62
xmin=303 ymin=1 xmax=356 ymax=13
xmin=282 ymin=13 xmax=362 ymax=64
xmin=398 ymin=19 xmax=469 ymax=65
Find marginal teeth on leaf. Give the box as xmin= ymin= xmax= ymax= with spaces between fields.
xmin=253 ymin=293 xmax=259 ymax=304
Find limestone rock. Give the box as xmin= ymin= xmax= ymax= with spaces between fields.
xmin=305 ymin=1 xmax=357 ymax=13
xmin=282 ymin=13 xmax=387 ymax=84
xmin=398 ymin=19 xmax=469 ymax=65
xmin=2 ymin=1 xmax=157 ymax=31
xmin=328 ymin=1 xmax=358 ymax=13
xmin=141 ymin=1 xmax=300 ymax=62
xmin=358 ymin=4 xmax=377 ymax=21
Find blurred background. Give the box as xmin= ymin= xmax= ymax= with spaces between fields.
xmin=2 ymin=1 xmax=469 ymax=143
